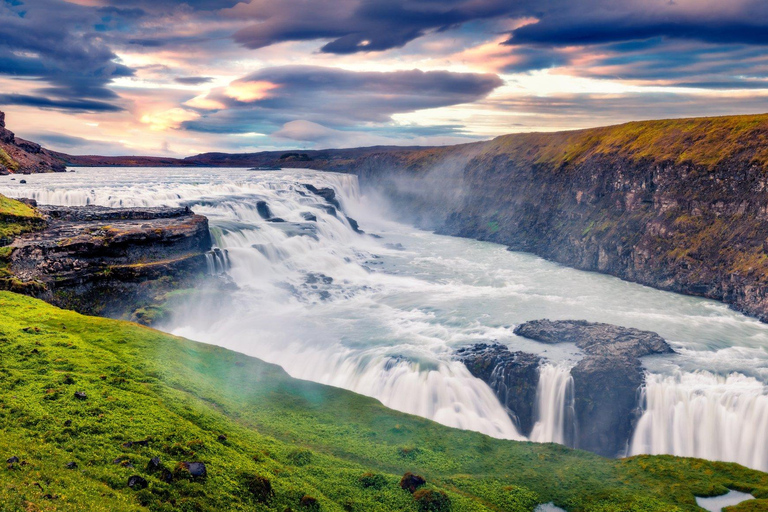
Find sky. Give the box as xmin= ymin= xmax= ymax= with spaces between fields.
xmin=1 ymin=0 xmax=767 ymax=156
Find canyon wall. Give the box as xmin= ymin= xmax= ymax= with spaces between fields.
xmin=349 ymin=114 xmax=768 ymax=321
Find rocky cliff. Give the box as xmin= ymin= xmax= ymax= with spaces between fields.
xmin=0 ymin=111 xmax=67 ymax=173
xmin=345 ymin=114 xmax=768 ymax=322
xmin=0 ymin=202 xmax=216 ymax=323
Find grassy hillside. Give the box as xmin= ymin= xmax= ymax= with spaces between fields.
xmin=0 ymin=291 xmax=767 ymax=512
xmin=480 ymin=114 xmax=768 ymax=169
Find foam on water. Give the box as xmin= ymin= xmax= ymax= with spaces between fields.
xmin=3 ymin=168 xmax=768 ymax=466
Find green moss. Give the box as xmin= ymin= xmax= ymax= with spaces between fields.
xmin=0 ymin=147 xmax=19 ymax=172
xmin=0 ymin=291 xmax=766 ymax=511
xmin=0 ymin=193 xmax=44 ymax=245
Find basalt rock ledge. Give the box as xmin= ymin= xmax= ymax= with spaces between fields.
xmin=4 ymin=203 xmax=215 ymax=323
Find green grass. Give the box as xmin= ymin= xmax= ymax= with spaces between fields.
xmin=483 ymin=113 xmax=768 ymax=170
xmin=0 ymin=292 xmax=767 ymax=511
xmin=0 ymin=194 xmax=44 ymax=243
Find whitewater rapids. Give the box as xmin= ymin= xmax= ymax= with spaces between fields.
xmin=1 ymin=167 xmax=767 ymax=470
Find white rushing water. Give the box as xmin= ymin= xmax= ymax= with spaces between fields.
xmin=630 ymin=371 xmax=768 ymax=468
xmin=529 ymin=364 xmax=575 ymax=445
xmin=2 ymin=168 xmax=767 ymax=469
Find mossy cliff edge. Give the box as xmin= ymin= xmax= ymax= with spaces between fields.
xmin=0 ymin=196 xmax=213 ymax=324
xmin=344 ymin=113 xmax=768 ymax=322
xmin=1 ymin=290 xmax=768 ymax=512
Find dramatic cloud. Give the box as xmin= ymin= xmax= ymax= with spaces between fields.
xmin=1 ymin=0 xmax=768 ymax=154
xmin=185 ymin=66 xmax=503 ymax=133
xmin=0 ymin=0 xmax=133 ymax=110
xmin=505 ymin=0 xmax=768 ymax=48
xmin=226 ymin=0 xmax=524 ymax=54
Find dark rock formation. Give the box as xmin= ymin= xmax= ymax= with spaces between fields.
xmin=569 ymin=355 xmax=645 ymax=457
xmin=305 ymin=184 xmax=342 ymax=209
xmin=457 ymin=321 xmax=673 ymax=457
xmin=345 ymin=215 xmax=363 ymax=234
xmin=147 ymin=456 xmax=162 ymax=472
xmin=256 ymin=200 xmax=273 ymax=219
xmin=455 ymin=343 xmax=540 ymax=435
xmin=513 ymin=319 xmax=674 ymax=359
xmin=175 ymin=461 xmax=207 ymax=479
xmin=301 ymin=212 xmax=317 ymax=222
xmin=4 ymin=204 xmax=213 ymax=322
xmin=127 ymin=475 xmax=148 ymax=490
xmin=514 ymin=319 xmax=673 ymax=457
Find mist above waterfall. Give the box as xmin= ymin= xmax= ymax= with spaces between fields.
xmin=2 ymin=167 xmax=767 ymax=470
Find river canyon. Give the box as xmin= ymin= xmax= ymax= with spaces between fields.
xmin=2 ymin=167 xmax=767 ymax=473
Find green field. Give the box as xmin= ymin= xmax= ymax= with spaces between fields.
xmin=0 ymin=290 xmax=767 ymax=511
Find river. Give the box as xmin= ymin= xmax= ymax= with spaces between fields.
xmin=2 ymin=167 xmax=767 ymax=471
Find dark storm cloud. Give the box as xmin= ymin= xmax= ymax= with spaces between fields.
xmin=506 ymin=13 xmax=768 ymax=48
xmin=185 ymin=66 xmax=503 ymax=133
xmin=228 ymin=0 xmax=524 ymax=54
xmin=0 ymin=93 xmax=124 ymax=113
xmin=0 ymin=0 xmax=132 ymax=111
xmin=226 ymin=0 xmax=768 ymax=57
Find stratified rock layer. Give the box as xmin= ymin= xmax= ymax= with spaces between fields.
xmin=5 ymin=204 xmax=212 ymax=321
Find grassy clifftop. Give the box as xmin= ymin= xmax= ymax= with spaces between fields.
xmin=478 ymin=114 xmax=768 ymax=170
xmin=0 ymin=290 xmax=767 ymax=511
xmin=0 ymin=194 xmax=43 ymax=242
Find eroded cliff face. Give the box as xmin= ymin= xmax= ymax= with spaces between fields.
xmin=3 ymin=204 xmax=215 ymax=322
xmin=0 ymin=111 xmax=66 ymax=174
xmin=349 ymin=114 xmax=768 ymax=322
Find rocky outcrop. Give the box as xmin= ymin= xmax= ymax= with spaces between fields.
xmin=513 ymin=319 xmax=674 ymax=359
xmin=4 ymin=204 xmax=215 ymax=321
xmin=459 ymin=320 xmax=673 ymax=458
xmin=0 ymin=111 xmax=66 ymax=173
xmin=456 ymin=343 xmax=541 ymax=435
xmin=518 ymin=320 xmax=672 ymax=457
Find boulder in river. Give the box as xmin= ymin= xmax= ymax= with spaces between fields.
xmin=455 ymin=343 xmax=540 ymax=435
xmin=256 ymin=200 xmax=272 ymax=219
xmin=458 ymin=320 xmax=674 ymax=458
xmin=513 ymin=319 xmax=674 ymax=359
xmin=514 ymin=319 xmax=674 ymax=457
xmin=305 ymin=184 xmax=341 ymax=209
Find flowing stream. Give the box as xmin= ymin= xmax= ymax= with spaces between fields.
xmin=2 ymin=168 xmax=767 ymax=470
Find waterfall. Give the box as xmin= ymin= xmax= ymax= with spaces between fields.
xmin=205 ymin=247 xmax=230 ymax=275
xmin=630 ymin=371 xmax=768 ymax=471
xmin=529 ymin=364 xmax=576 ymax=445
xmin=4 ymin=167 xmax=768 ymax=468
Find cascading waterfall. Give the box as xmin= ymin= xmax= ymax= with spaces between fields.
xmin=529 ymin=364 xmax=576 ymax=446
xmin=205 ymin=247 xmax=230 ymax=275
xmin=3 ymin=167 xmax=768 ymax=469
xmin=630 ymin=371 xmax=768 ymax=471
